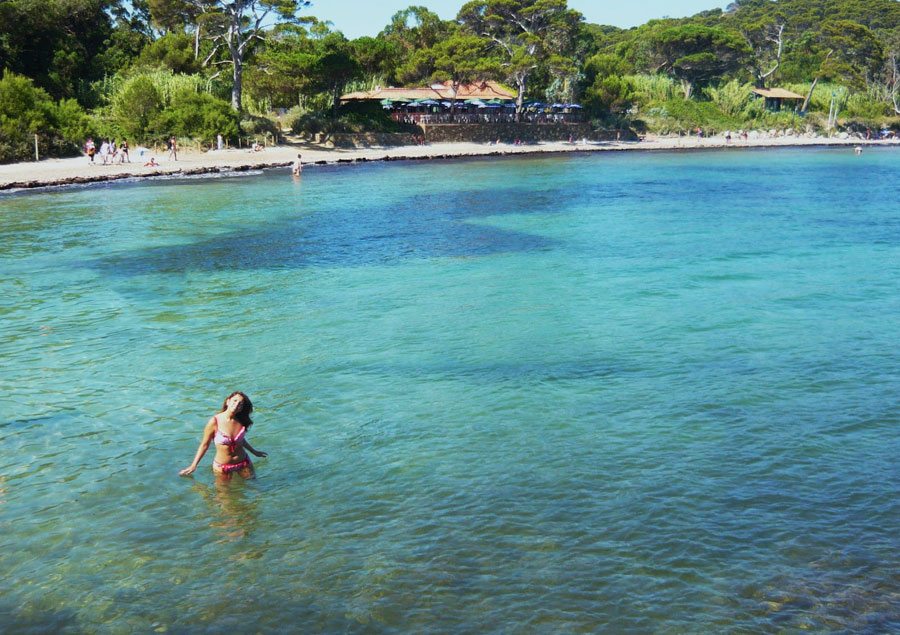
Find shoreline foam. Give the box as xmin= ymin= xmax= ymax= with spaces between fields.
xmin=1 ymin=135 xmax=896 ymax=192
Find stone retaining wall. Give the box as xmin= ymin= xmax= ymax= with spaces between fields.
xmin=322 ymin=125 xmax=634 ymax=148
xmin=422 ymin=122 xmax=593 ymax=144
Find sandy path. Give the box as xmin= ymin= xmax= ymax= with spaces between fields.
xmin=1 ymin=135 xmax=895 ymax=191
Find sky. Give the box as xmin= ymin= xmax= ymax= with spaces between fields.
xmin=306 ymin=0 xmax=729 ymax=40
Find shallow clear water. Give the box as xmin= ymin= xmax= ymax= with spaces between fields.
xmin=3 ymin=148 xmax=900 ymax=632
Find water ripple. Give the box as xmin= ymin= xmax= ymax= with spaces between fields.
xmin=3 ymin=149 xmax=900 ymax=631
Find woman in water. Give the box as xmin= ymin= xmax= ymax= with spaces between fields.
xmin=179 ymin=391 xmax=267 ymax=478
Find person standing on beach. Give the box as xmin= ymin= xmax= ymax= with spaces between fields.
xmin=179 ymin=391 xmax=267 ymax=479
xmin=292 ymin=153 xmax=302 ymax=175
xmin=120 ymin=140 xmax=130 ymax=163
xmin=86 ymin=139 xmax=95 ymax=164
xmin=99 ymin=139 xmax=110 ymax=164
xmin=168 ymin=136 xmax=177 ymax=161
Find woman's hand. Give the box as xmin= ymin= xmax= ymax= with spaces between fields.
xmin=254 ymin=450 xmax=268 ymax=458
xmin=243 ymin=440 xmax=267 ymax=458
xmin=179 ymin=465 xmax=196 ymax=476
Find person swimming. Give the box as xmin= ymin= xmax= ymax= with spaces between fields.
xmin=179 ymin=391 xmax=267 ymax=478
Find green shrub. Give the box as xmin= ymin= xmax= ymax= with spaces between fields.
xmin=641 ymin=98 xmax=741 ymax=134
xmin=0 ymin=70 xmax=86 ymax=163
xmin=0 ymin=71 xmax=54 ymax=129
xmin=112 ymin=75 xmax=164 ymax=140
xmin=153 ymin=90 xmax=239 ymax=143
xmin=290 ymin=112 xmax=330 ymax=136
xmin=785 ymin=82 xmax=848 ymax=114
xmin=844 ymin=93 xmax=891 ymax=120
xmin=705 ymin=80 xmax=754 ymax=118
xmin=89 ymin=107 xmax=121 ymax=142
xmin=630 ymin=74 xmax=679 ymax=104
xmin=337 ymin=100 xmax=400 ymax=132
xmin=280 ymin=106 xmax=306 ymax=134
xmin=55 ymin=98 xmax=96 ymax=143
xmin=99 ymin=69 xmax=206 ymax=109
xmin=584 ymin=74 xmax=637 ymax=116
xmin=239 ymin=114 xmax=278 ymax=136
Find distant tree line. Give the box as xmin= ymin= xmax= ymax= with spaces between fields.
xmin=1 ymin=0 xmax=899 ymax=162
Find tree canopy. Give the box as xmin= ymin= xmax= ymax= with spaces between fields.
xmin=457 ymin=0 xmax=583 ymax=115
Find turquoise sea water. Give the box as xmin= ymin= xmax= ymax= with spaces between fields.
xmin=3 ymin=147 xmax=900 ymax=632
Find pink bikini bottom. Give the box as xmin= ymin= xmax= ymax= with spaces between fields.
xmin=213 ymin=458 xmax=252 ymax=473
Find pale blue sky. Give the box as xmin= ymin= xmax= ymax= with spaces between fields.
xmin=307 ymin=0 xmax=728 ymax=39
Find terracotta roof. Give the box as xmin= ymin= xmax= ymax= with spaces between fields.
xmin=752 ymin=88 xmax=804 ymax=99
xmin=341 ymin=81 xmax=516 ymax=102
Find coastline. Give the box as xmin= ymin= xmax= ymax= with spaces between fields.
xmin=1 ymin=134 xmax=896 ymax=192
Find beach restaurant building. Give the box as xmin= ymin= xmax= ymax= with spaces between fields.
xmin=341 ymin=81 xmax=584 ymax=124
xmin=752 ymin=87 xmax=805 ymax=112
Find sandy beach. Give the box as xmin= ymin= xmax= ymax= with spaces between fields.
xmin=1 ymin=134 xmax=896 ymax=191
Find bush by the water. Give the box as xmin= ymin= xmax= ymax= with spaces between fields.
xmin=286 ymin=101 xmax=402 ymax=137
xmin=626 ymin=74 xmax=899 ymax=136
xmin=338 ymin=100 xmax=402 ymax=133
xmin=93 ymin=70 xmax=237 ymax=145
xmin=157 ymin=90 xmax=240 ymax=143
xmin=239 ymin=114 xmax=278 ymax=137
xmin=0 ymin=71 xmax=93 ymax=163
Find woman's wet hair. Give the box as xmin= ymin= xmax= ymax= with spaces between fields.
xmin=221 ymin=391 xmax=254 ymax=428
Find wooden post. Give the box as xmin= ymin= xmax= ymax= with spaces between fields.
xmin=34 ymin=134 xmax=39 ymax=161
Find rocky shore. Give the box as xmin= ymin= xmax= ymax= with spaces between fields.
xmin=1 ymin=134 xmax=896 ymax=192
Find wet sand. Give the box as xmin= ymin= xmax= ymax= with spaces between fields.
xmin=1 ymin=135 xmax=895 ymax=191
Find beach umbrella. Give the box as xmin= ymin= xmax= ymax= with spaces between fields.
xmin=419 ymin=99 xmax=439 ymax=106
xmin=550 ymin=103 xmax=566 ymax=109
xmin=466 ymin=99 xmax=486 ymax=107
xmin=566 ymin=103 xmax=583 ymax=109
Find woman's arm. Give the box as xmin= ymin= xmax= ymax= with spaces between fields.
xmin=179 ymin=418 xmax=217 ymax=476
xmin=242 ymin=438 xmax=268 ymax=458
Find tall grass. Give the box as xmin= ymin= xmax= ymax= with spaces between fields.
xmin=784 ymin=82 xmax=849 ymax=114
xmin=98 ymin=70 xmax=207 ymax=107
xmin=704 ymin=79 xmax=754 ymax=118
xmin=629 ymin=74 xmax=678 ymax=102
